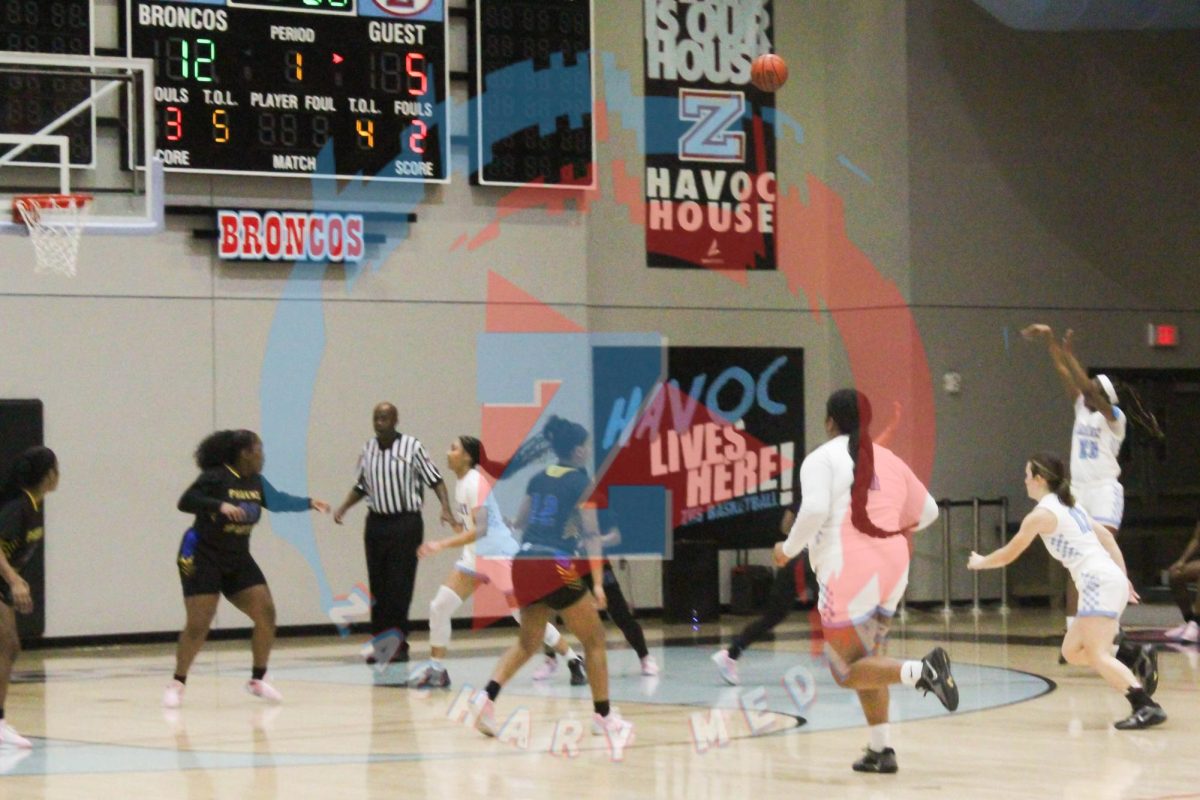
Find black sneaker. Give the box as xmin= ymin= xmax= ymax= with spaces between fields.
xmin=568 ymin=656 xmax=588 ymax=686
xmin=852 ymin=747 xmax=898 ymax=774
xmin=1114 ymin=704 xmax=1167 ymax=730
xmin=915 ymin=647 xmax=959 ymax=711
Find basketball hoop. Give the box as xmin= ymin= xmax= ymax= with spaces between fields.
xmin=12 ymin=194 xmax=92 ymax=277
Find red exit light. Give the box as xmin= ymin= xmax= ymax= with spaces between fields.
xmin=1147 ymin=323 xmax=1179 ymax=348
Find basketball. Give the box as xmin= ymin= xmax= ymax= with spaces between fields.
xmin=750 ymin=53 xmax=788 ymax=92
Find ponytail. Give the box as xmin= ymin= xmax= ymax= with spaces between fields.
xmin=827 ymin=389 xmax=904 ymax=539
xmin=501 ymin=415 xmax=589 ymax=475
xmin=1029 ymin=452 xmax=1074 ymax=506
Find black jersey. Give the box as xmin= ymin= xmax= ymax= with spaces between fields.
xmin=521 ymin=464 xmax=592 ymax=555
xmin=0 ymin=491 xmax=44 ymax=575
xmin=178 ymin=466 xmax=309 ymax=554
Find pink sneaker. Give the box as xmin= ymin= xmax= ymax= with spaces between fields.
xmin=1181 ymin=620 xmax=1200 ymax=643
xmin=245 ymin=678 xmax=284 ymax=703
xmin=640 ymin=655 xmax=660 ymax=676
xmin=475 ymin=697 xmax=499 ymax=737
xmin=0 ymin=721 xmax=32 ymax=749
xmin=162 ymin=680 xmax=185 ymax=709
xmin=1164 ymin=621 xmax=1191 ymax=640
xmin=531 ymin=655 xmax=559 ymax=681
xmin=591 ymin=709 xmax=635 ymax=742
xmin=711 ymin=649 xmax=739 ymax=685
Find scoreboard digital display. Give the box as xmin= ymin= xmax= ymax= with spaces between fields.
xmin=0 ymin=0 xmax=94 ymax=166
xmin=474 ymin=0 xmax=594 ymax=188
xmin=124 ymin=0 xmax=449 ymax=181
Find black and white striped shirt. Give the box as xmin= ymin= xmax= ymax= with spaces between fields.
xmin=354 ymin=434 xmax=443 ymax=514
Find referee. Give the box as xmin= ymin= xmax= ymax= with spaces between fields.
xmin=335 ymin=402 xmax=455 ymax=663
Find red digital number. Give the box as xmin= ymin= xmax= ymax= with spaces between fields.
xmin=406 ymin=53 xmax=427 ymax=97
xmin=408 ymin=119 xmax=428 ymax=154
xmin=165 ymin=105 xmax=183 ymax=142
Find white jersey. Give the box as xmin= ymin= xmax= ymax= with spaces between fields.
xmin=1036 ymin=494 xmax=1123 ymax=584
xmin=781 ymin=436 xmax=939 ymax=573
xmin=454 ymin=469 xmax=518 ymax=559
xmin=1069 ymin=395 xmax=1125 ymax=486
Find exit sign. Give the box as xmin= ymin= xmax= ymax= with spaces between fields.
xmin=1147 ymin=323 xmax=1179 ymax=348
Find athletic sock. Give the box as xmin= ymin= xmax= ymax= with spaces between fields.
xmin=728 ymin=641 xmax=745 ymax=660
xmin=485 ymin=680 xmax=502 ymax=701
xmin=899 ymin=660 xmax=922 ymax=687
xmin=565 ymin=647 xmax=580 ymax=662
xmin=429 ymin=658 xmax=443 ymax=670
xmin=868 ymin=723 xmax=890 ymax=752
xmin=0 ymin=706 xmax=5 ymax=720
xmin=594 ymin=700 xmax=610 ymax=718
xmin=252 ymin=666 xmax=267 ymax=681
xmin=1126 ymin=687 xmax=1153 ymax=712
xmin=173 ymin=674 xmax=188 ymax=685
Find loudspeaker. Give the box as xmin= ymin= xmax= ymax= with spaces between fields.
xmin=730 ymin=564 xmax=774 ymax=615
xmin=662 ymin=539 xmax=719 ymax=623
xmin=0 ymin=400 xmax=45 ymax=639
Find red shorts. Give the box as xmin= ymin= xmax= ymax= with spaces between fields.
xmin=511 ymin=556 xmax=592 ymax=610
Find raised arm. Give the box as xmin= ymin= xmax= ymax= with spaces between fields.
xmin=1022 ymin=323 xmax=1080 ymax=402
xmin=1059 ymin=329 xmax=1116 ymax=421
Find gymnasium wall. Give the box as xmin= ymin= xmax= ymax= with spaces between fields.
xmin=0 ymin=0 xmax=1192 ymax=637
xmin=905 ymin=0 xmax=1200 ymax=600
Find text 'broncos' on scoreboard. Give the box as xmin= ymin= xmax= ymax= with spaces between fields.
xmin=124 ymin=0 xmax=449 ymax=181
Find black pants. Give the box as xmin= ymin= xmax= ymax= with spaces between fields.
xmin=364 ymin=511 xmax=423 ymax=642
xmin=583 ymin=564 xmax=649 ymax=659
xmin=730 ymin=554 xmax=808 ymax=658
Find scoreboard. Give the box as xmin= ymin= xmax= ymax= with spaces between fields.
xmin=124 ymin=0 xmax=449 ymax=181
xmin=474 ymin=0 xmax=594 ymax=188
xmin=0 ymin=0 xmax=94 ymax=166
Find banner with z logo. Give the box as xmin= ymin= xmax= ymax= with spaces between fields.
xmin=643 ymin=0 xmax=777 ymax=271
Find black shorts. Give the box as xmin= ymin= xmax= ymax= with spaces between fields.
xmin=512 ymin=555 xmax=591 ymax=611
xmin=177 ymin=528 xmax=266 ymax=598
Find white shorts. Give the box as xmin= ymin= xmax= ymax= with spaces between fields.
xmin=1075 ymin=569 xmax=1128 ymax=619
xmin=1072 ymin=481 xmax=1124 ymax=529
xmin=816 ymin=544 xmax=910 ymax=629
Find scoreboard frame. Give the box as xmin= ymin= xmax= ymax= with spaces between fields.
xmin=122 ymin=0 xmax=451 ymax=182
xmin=473 ymin=0 xmax=596 ymax=190
xmin=0 ymin=0 xmax=97 ymax=168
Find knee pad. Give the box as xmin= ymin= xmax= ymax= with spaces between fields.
xmin=542 ymin=622 xmax=562 ymax=649
xmin=428 ymin=585 xmax=463 ymax=648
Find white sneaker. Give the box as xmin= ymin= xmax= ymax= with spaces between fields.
xmin=592 ymin=709 xmax=634 ymax=741
xmin=531 ymin=655 xmax=559 ymax=681
xmin=640 ymin=655 xmax=660 ymax=676
xmin=711 ymin=649 xmax=739 ymax=685
xmin=1182 ymin=620 xmax=1200 ymax=643
xmin=475 ymin=698 xmax=499 ymax=737
xmin=245 ymin=678 xmax=284 ymax=703
xmin=162 ymin=680 xmax=185 ymax=709
xmin=0 ymin=721 xmax=32 ymax=749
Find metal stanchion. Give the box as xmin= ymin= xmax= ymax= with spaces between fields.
xmin=971 ymin=497 xmax=982 ymax=615
xmin=999 ymin=496 xmax=1010 ymax=615
xmin=941 ymin=502 xmax=953 ymax=616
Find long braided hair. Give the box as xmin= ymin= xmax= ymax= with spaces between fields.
xmin=826 ymin=389 xmax=904 ymax=539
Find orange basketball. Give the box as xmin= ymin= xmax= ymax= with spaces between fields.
xmin=750 ymin=53 xmax=788 ymax=92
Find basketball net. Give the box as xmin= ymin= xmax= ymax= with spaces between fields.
xmin=13 ymin=194 xmax=92 ymax=277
